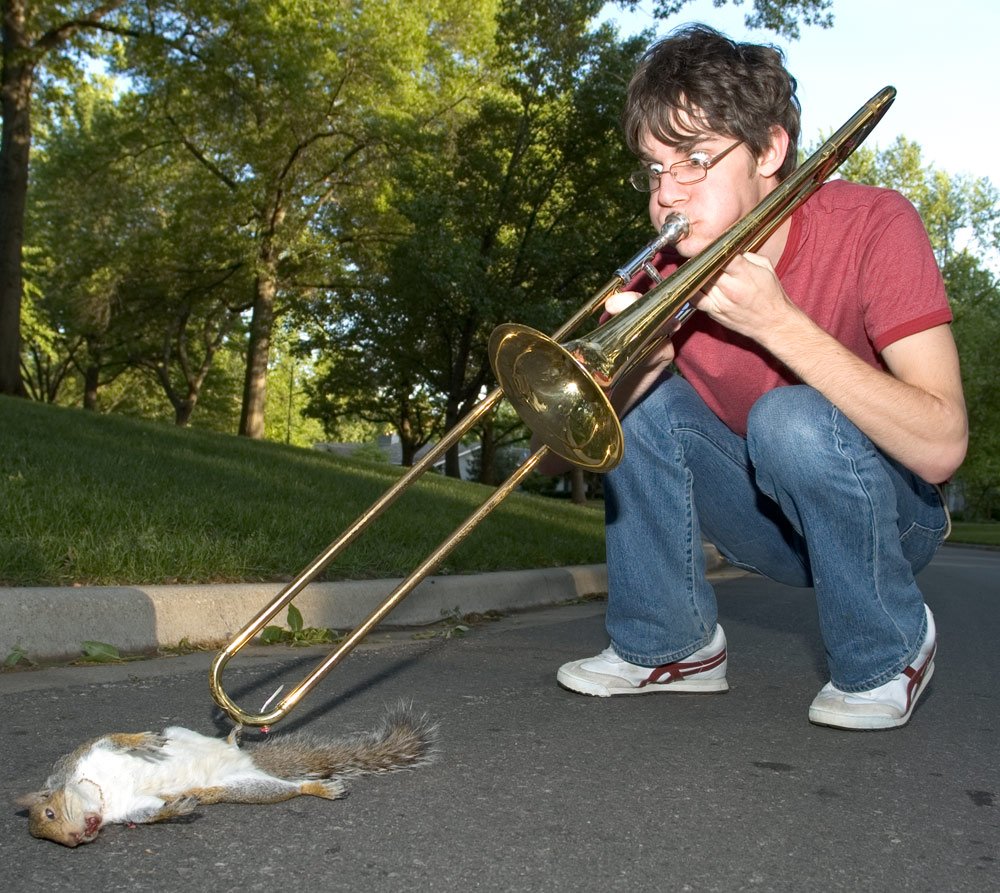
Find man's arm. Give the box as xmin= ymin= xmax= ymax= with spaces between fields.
xmin=769 ymin=319 xmax=966 ymax=484
xmin=697 ymin=253 xmax=968 ymax=484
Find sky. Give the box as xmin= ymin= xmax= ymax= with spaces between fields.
xmin=600 ymin=0 xmax=998 ymax=186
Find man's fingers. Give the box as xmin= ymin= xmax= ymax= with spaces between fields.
xmin=605 ymin=290 xmax=642 ymax=316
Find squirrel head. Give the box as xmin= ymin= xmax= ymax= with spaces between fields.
xmin=18 ymin=784 xmax=104 ymax=847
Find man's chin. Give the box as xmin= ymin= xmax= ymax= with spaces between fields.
xmin=674 ymin=239 xmax=707 ymax=259
xmin=658 ymin=223 xmax=704 ymax=258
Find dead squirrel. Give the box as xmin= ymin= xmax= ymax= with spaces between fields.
xmin=18 ymin=703 xmax=437 ymax=847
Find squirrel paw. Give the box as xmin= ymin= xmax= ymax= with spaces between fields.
xmin=301 ymin=778 xmax=348 ymax=801
xmin=134 ymin=736 xmax=170 ymax=761
xmin=159 ymin=796 xmax=199 ymax=819
xmin=127 ymin=795 xmax=200 ymax=825
xmin=107 ymin=732 xmax=170 ymax=762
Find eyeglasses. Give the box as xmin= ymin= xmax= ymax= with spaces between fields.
xmin=629 ymin=140 xmax=744 ymax=191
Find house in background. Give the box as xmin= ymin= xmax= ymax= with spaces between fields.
xmin=315 ymin=435 xmax=593 ymax=500
xmin=315 ymin=433 xmax=482 ymax=480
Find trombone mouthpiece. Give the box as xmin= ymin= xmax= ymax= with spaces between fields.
xmin=614 ymin=213 xmax=691 ymax=284
xmin=658 ymin=213 xmax=690 ymax=247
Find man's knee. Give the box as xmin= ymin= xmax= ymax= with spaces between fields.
xmin=746 ymin=386 xmax=840 ymax=486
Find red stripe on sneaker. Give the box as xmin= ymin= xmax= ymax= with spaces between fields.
xmin=638 ymin=647 xmax=727 ymax=687
xmin=901 ymin=642 xmax=936 ymax=712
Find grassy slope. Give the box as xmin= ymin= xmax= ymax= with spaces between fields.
xmin=0 ymin=396 xmax=606 ymax=586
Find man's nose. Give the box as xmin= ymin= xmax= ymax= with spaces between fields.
xmin=653 ymin=172 xmax=687 ymax=206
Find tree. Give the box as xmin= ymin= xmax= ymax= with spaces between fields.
xmin=945 ymin=251 xmax=1000 ymax=519
xmin=23 ymin=77 xmax=141 ymax=408
xmin=0 ymin=0 xmax=132 ymax=397
xmin=302 ymin=320 xmax=447 ymax=467
xmin=25 ymin=78 xmax=251 ymax=422
xmin=310 ymin=0 xmax=655 ymax=479
xmin=262 ymin=321 xmax=327 ymax=447
xmin=645 ymin=0 xmax=833 ymax=39
xmin=114 ymin=0 xmax=498 ymax=438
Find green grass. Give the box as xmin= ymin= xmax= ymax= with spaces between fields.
xmin=949 ymin=522 xmax=1000 ymax=548
xmin=0 ymin=396 xmax=605 ymax=587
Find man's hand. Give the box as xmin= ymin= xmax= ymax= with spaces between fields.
xmin=693 ymin=252 xmax=801 ymax=343
xmin=604 ymin=289 xmax=643 ymax=316
xmin=602 ymin=291 xmax=676 ymax=417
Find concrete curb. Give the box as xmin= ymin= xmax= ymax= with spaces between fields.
xmin=1 ymin=546 xmax=725 ymax=662
xmin=2 ymin=565 xmax=612 ymax=662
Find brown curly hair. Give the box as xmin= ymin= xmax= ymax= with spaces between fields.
xmin=622 ymin=24 xmax=801 ymax=181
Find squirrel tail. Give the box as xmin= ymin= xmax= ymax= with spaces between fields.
xmin=250 ymin=702 xmax=438 ymax=780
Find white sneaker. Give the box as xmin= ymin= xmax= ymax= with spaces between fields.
xmin=808 ymin=606 xmax=936 ymax=731
xmin=556 ymin=626 xmax=729 ymax=697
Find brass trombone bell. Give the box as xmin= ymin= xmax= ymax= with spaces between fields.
xmin=489 ymin=86 xmax=897 ymax=473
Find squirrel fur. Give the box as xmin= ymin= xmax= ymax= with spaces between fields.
xmin=17 ymin=703 xmax=437 ymax=847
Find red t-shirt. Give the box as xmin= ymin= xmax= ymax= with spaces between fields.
xmin=638 ymin=179 xmax=952 ymax=435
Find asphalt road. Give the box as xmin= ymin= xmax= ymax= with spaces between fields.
xmin=1 ymin=545 xmax=997 ymax=892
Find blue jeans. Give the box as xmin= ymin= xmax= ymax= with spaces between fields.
xmin=603 ymin=375 xmax=949 ymax=692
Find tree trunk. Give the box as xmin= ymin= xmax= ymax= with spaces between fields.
xmin=570 ymin=466 xmax=587 ymax=505
xmin=443 ymin=399 xmax=462 ymax=478
xmin=398 ymin=409 xmax=418 ymax=467
xmin=477 ymin=418 xmax=497 ymax=485
xmin=174 ymin=396 xmax=196 ymax=426
xmin=0 ymin=2 xmax=32 ymax=397
xmin=83 ymin=364 xmax=100 ymax=410
xmin=239 ymin=269 xmax=276 ymax=438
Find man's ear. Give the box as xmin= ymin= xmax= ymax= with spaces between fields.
xmin=758 ymin=125 xmax=790 ymax=177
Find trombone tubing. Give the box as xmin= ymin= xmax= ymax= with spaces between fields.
xmin=208 ymin=236 xmax=679 ymax=726
xmin=209 ymin=445 xmax=551 ymax=727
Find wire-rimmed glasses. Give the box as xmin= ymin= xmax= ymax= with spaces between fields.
xmin=629 ymin=140 xmax=744 ymax=191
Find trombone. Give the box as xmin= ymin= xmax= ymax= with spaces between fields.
xmin=209 ymin=86 xmax=896 ymax=727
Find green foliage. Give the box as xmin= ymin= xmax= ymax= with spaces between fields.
xmin=646 ymin=0 xmax=834 ymax=40
xmin=260 ymin=605 xmax=340 ymax=647
xmin=25 ymin=80 xmax=251 ymax=421
xmin=306 ymin=1 xmax=655 ymax=470
xmin=945 ymin=254 xmax=1000 ymax=519
xmin=119 ymin=0 xmax=502 ymax=434
xmin=263 ymin=324 xmax=327 ymax=446
xmin=78 ymin=640 xmax=126 ymax=663
xmin=3 ymin=645 xmax=34 ymax=669
xmin=22 ymin=0 xmax=501 ymax=432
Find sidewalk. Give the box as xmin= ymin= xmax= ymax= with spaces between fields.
xmin=0 ymin=545 xmax=726 ymax=662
